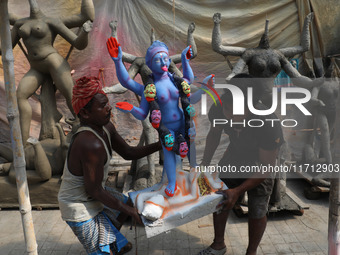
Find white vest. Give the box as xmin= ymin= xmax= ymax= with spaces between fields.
xmin=58 ymin=126 xmax=112 ymax=222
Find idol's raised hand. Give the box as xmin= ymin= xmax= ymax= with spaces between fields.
xmin=182 ymin=45 xmax=192 ymax=61
xmin=115 ymin=102 xmax=133 ymax=113
xmin=203 ymin=74 xmax=215 ymax=88
xmin=106 ymin=37 xmax=122 ymax=60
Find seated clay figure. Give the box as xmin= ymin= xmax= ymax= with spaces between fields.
xmin=0 ymin=123 xmax=69 ymax=184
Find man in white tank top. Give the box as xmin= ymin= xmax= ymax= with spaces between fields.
xmin=58 ymin=76 xmax=162 ymax=254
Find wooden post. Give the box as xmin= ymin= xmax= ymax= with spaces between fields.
xmin=0 ymin=0 xmax=38 ymax=254
xmin=329 ymin=71 xmax=340 ymax=254
xmin=329 ymin=176 xmax=340 ymax=254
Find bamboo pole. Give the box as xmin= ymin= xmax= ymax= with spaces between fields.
xmin=0 ymin=0 xmax=38 ymax=254
xmin=329 ymin=176 xmax=340 ymax=254
xmin=328 ymin=59 xmax=340 ymax=254
xmin=329 ymin=100 xmax=340 ymax=254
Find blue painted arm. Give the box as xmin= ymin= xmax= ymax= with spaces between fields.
xmin=130 ymin=97 xmax=150 ymax=120
xmin=109 ymin=43 xmax=144 ymax=96
xmin=112 ymin=63 xmax=144 ymax=95
xmin=190 ymin=74 xmax=215 ymax=104
xmin=115 ymin=97 xmax=150 ymax=121
xmin=130 ymin=106 xmax=149 ymax=120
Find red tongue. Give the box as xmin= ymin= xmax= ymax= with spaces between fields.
xmin=161 ymin=66 xmax=168 ymax=71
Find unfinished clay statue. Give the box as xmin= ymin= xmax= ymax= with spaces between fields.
xmin=0 ymin=0 xmax=94 ymax=145
xmin=295 ymin=59 xmax=339 ymax=187
xmin=107 ymin=37 xmax=214 ymax=197
xmin=212 ymin=12 xmax=314 ymax=106
xmin=0 ymin=0 xmax=94 ymax=185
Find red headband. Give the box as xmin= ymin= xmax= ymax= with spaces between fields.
xmin=72 ymin=76 xmax=106 ymax=115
